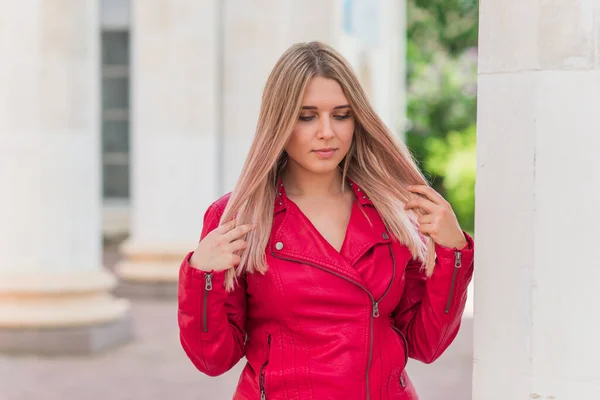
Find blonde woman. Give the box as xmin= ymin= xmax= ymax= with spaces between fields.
xmin=178 ymin=42 xmax=474 ymax=400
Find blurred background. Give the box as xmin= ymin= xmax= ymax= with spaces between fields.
xmin=0 ymin=0 xmax=478 ymax=399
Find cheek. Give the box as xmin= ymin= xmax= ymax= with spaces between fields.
xmin=339 ymin=121 xmax=355 ymax=147
xmin=285 ymin=126 xmax=312 ymax=156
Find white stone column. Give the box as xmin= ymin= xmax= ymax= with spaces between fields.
xmin=115 ymin=1 xmax=219 ymax=296
xmin=337 ymin=0 xmax=407 ymax=139
xmin=474 ymin=1 xmax=600 ymax=398
xmin=0 ymin=1 xmax=131 ymax=354
xmin=372 ymin=0 xmax=406 ymax=139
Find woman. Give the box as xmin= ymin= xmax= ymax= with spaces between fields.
xmin=178 ymin=41 xmax=474 ymax=400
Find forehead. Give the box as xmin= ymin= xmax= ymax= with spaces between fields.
xmin=301 ymin=76 xmax=349 ymax=107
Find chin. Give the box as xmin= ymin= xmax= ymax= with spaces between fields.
xmin=304 ymin=160 xmax=343 ymax=175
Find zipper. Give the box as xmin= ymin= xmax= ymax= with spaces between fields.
xmin=400 ymin=372 xmax=406 ymax=388
xmin=272 ymin=241 xmax=396 ymax=400
xmin=444 ymin=251 xmax=462 ymax=314
xmin=259 ymin=334 xmax=271 ymax=400
xmin=202 ymin=273 xmax=213 ymax=333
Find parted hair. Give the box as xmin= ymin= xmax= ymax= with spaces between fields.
xmin=220 ymin=41 xmax=434 ymax=291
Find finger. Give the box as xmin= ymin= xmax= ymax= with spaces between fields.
xmin=418 ymin=223 xmax=435 ymax=235
xmin=229 ymin=253 xmax=242 ymax=267
xmin=215 ymin=219 xmax=237 ymax=234
xmin=418 ymin=214 xmax=435 ymax=225
xmin=227 ymin=239 xmax=248 ymax=253
xmin=407 ymin=185 xmax=446 ymax=205
xmin=223 ymin=223 xmax=255 ymax=242
xmin=404 ymin=197 xmax=437 ymax=214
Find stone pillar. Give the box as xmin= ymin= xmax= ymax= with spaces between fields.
xmin=115 ymin=1 xmax=220 ymax=297
xmin=474 ymin=1 xmax=600 ymax=398
xmin=371 ymin=0 xmax=406 ymax=139
xmin=0 ymin=1 xmax=131 ymax=354
xmin=337 ymin=0 xmax=407 ymax=139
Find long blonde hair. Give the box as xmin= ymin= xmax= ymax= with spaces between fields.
xmin=221 ymin=41 xmax=434 ymax=291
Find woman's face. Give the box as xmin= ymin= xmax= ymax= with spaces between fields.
xmin=284 ymin=76 xmax=355 ymax=175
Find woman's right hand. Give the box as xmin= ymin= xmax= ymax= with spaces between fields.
xmin=189 ymin=219 xmax=255 ymax=272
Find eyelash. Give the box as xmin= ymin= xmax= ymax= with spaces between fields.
xmin=299 ymin=113 xmax=352 ymax=122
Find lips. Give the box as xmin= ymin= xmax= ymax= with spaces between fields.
xmin=312 ymin=148 xmax=338 ymax=159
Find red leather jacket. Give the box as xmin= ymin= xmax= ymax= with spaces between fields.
xmin=178 ymin=180 xmax=474 ymax=400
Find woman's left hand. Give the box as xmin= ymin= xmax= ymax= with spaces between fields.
xmin=404 ymin=185 xmax=468 ymax=250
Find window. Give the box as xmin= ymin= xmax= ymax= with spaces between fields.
xmin=101 ymin=31 xmax=130 ymax=199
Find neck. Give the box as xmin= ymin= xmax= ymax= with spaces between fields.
xmin=281 ymin=164 xmax=344 ymax=197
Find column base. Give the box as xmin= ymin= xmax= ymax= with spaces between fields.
xmin=0 ymin=268 xmax=133 ymax=355
xmin=0 ymin=312 xmax=133 ymax=356
xmin=114 ymin=240 xmax=189 ymax=300
xmin=114 ymin=276 xmax=179 ymax=299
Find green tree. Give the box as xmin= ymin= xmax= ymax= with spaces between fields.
xmin=405 ymin=0 xmax=478 ymax=233
xmin=424 ymin=125 xmax=476 ymax=233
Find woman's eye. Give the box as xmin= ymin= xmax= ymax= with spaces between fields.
xmin=299 ymin=113 xmax=351 ymax=122
xmin=334 ymin=113 xmax=352 ymax=121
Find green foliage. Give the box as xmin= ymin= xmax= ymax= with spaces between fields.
xmin=424 ymin=125 xmax=476 ymax=233
xmin=408 ymin=0 xmax=479 ymax=57
xmin=405 ymin=0 xmax=478 ymax=233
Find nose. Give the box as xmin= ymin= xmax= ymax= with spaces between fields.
xmin=317 ymin=116 xmax=335 ymax=140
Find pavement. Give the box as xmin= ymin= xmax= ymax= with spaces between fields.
xmin=0 ymin=248 xmax=474 ymax=400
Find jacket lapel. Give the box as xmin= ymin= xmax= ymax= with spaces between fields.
xmin=340 ymin=201 xmax=391 ymax=266
xmin=270 ymin=178 xmax=391 ymax=285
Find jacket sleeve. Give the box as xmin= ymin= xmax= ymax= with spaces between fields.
xmin=392 ymin=232 xmax=474 ymax=364
xmin=177 ymin=204 xmax=247 ymax=376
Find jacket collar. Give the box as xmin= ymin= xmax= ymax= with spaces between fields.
xmin=270 ymin=176 xmax=391 ymax=281
xmin=274 ymin=177 xmax=373 ymax=214
xmin=347 ymin=178 xmax=375 ymax=207
xmin=273 ymin=178 xmax=288 ymax=214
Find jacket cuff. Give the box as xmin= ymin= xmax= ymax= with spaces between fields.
xmin=434 ymin=231 xmax=474 ymax=259
xmin=179 ymin=251 xmax=228 ymax=289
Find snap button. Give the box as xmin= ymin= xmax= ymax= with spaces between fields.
xmin=382 ymin=232 xmax=389 ymax=240
xmin=275 ymin=242 xmax=284 ymax=250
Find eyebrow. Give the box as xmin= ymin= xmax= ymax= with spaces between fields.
xmin=301 ymin=105 xmax=351 ymax=110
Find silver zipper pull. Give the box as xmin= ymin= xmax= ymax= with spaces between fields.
xmin=261 ymin=390 xmax=266 ymax=400
xmin=400 ymin=373 xmax=406 ymax=388
xmin=454 ymin=251 xmax=462 ymax=268
xmin=205 ymin=273 xmax=213 ymax=291
xmin=372 ymin=302 xmax=380 ymax=318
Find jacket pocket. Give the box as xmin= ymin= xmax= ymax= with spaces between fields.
xmin=391 ymin=325 xmax=409 ymax=370
xmin=389 ymin=325 xmax=409 ymax=395
xmin=259 ymin=334 xmax=271 ymax=400
xmin=387 ymin=368 xmax=408 ymax=396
